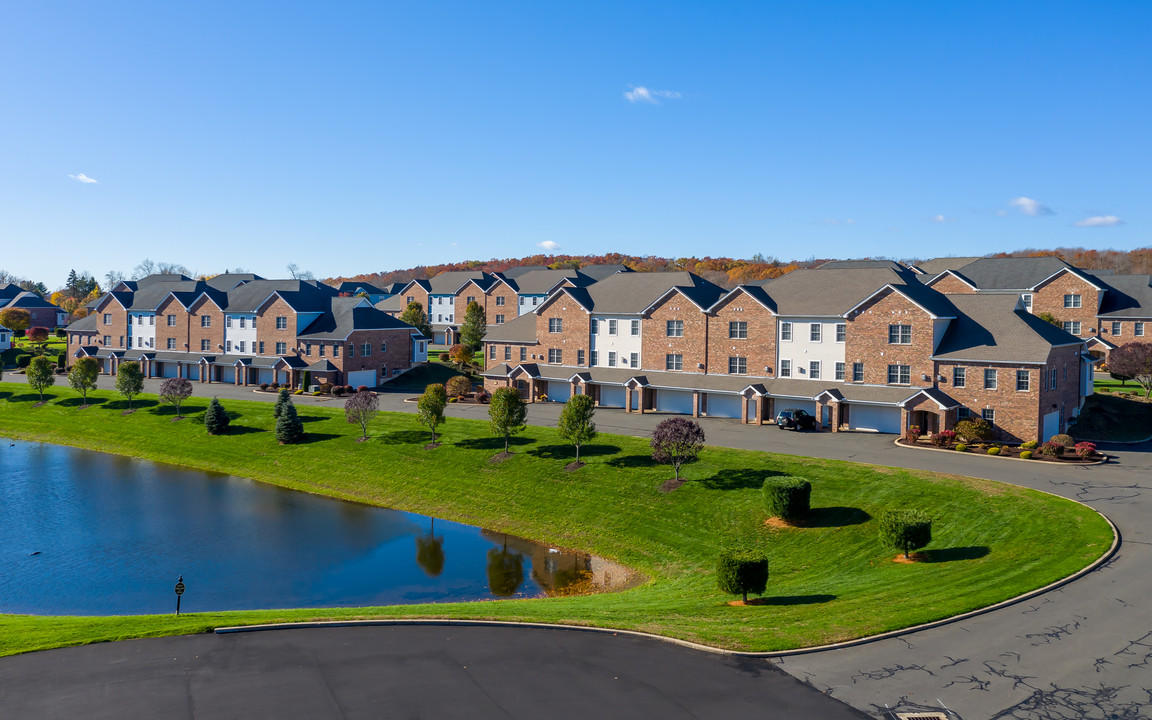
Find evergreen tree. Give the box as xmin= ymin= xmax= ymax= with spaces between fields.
xmin=276 ymin=400 xmax=305 ymax=444
xmin=273 ymin=387 xmax=291 ymax=418
xmin=399 ymin=301 xmax=432 ymax=340
xmin=204 ymin=398 xmax=230 ymax=435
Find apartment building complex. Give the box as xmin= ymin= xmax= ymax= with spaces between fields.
xmin=481 ymin=259 xmax=1125 ymax=443
xmin=65 ymin=273 xmax=428 ymax=388
xmin=0 ymin=283 xmax=69 ymax=328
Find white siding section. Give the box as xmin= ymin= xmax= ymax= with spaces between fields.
xmin=590 ymin=315 xmax=643 ymax=369
xmin=224 ymin=314 xmax=258 ymax=354
xmin=775 ymin=317 xmax=844 ymax=381
xmin=518 ymin=295 xmax=545 ymax=316
xmin=128 ymin=313 xmax=156 ymax=349
xmin=431 ymin=295 xmax=455 ymax=324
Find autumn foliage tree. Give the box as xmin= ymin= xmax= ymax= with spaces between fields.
xmin=448 ymin=343 xmax=474 ymax=369
xmin=26 ymin=326 xmax=50 ymax=352
xmin=651 ymin=417 xmax=705 ymax=482
xmin=159 ymin=377 xmax=194 ymax=418
xmin=0 ymin=308 xmax=30 ymax=335
xmin=68 ymin=357 xmax=101 ymax=405
xmin=1108 ymin=343 xmax=1152 ymax=398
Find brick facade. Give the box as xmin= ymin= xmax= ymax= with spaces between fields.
xmin=486 ymin=282 xmax=519 ymax=326
xmin=1031 ymin=271 xmax=1101 ymax=339
xmin=926 ymin=273 xmax=976 ymax=294
xmin=256 ymin=297 xmax=297 ymax=356
xmin=844 ymin=289 xmax=935 ymax=388
xmin=643 ymin=290 xmax=709 ymax=374
xmin=93 ymin=297 xmax=129 ymax=349
xmin=536 ymin=296 xmax=590 ymax=368
xmin=331 ymin=328 xmax=415 ymax=383
xmin=188 ymin=296 xmax=226 ymax=355
xmin=155 ymin=296 xmax=190 ymax=353
xmin=706 ymin=289 xmax=776 ymax=378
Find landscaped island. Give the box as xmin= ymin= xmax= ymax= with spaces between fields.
xmin=0 ymin=381 xmax=1113 ymax=657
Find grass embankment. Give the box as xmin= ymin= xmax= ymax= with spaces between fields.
xmin=387 ymin=359 xmax=478 ymax=392
xmin=0 ymin=382 xmax=1112 ymax=657
xmin=1074 ymin=393 xmax=1152 ymax=442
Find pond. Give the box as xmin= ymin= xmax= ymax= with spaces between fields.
xmin=0 ymin=439 xmax=632 ymax=615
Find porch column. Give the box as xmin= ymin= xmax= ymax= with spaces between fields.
xmin=765 ymin=397 xmax=774 ymax=423
xmin=625 ymin=387 xmax=634 ymax=413
xmin=529 ymin=379 xmax=537 ymax=403
xmin=692 ymin=390 xmax=701 ymax=418
xmin=590 ymin=384 xmax=600 ymax=406
xmin=817 ymin=400 xmax=827 ymax=430
xmin=900 ymin=407 xmax=910 ymax=433
xmin=757 ymin=396 xmax=767 ymax=426
xmin=638 ymin=388 xmax=646 ymax=414
xmin=234 ymin=368 xmax=241 ymax=386
xmin=177 ymin=363 xmax=183 ymax=379
xmin=741 ymin=395 xmax=750 ymax=424
xmin=830 ymin=401 xmax=841 ymax=433
xmin=571 ymin=380 xmax=580 ymax=397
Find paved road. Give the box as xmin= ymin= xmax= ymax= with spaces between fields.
xmin=0 ymin=625 xmax=867 ymax=720
xmin=4 ymin=373 xmax=1152 ymax=718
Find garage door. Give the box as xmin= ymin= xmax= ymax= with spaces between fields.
xmin=346 ymin=369 xmax=377 ymax=388
xmin=186 ymin=365 xmax=200 ymax=380
xmin=218 ymin=367 xmax=235 ymax=384
xmin=255 ymin=368 xmax=274 ymax=385
xmin=705 ymin=394 xmax=742 ymax=419
xmin=1042 ymin=410 xmax=1060 ymax=441
xmin=655 ymin=389 xmax=694 ymax=415
xmin=848 ymin=405 xmax=901 ymax=433
xmin=160 ymin=363 xmax=180 ymax=378
xmin=546 ymin=381 xmax=571 ymax=402
xmin=599 ymin=386 xmax=626 ymax=408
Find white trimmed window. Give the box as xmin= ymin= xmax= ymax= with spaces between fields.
xmin=810 ymin=323 xmax=822 ymax=342
xmin=1049 ymin=368 xmax=1058 ymax=390
xmin=548 ymin=318 xmax=563 ymax=333
xmin=729 ymin=321 xmax=747 ymax=339
xmin=852 ymin=362 xmax=863 ymax=382
xmin=780 ymin=322 xmax=792 ymax=341
xmin=380 ymin=340 xmax=387 ymax=352
xmin=1064 ymin=294 xmax=1082 ymax=309
xmin=630 ymin=319 xmax=640 ymax=336
xmin=226 ymin=316 xmax=233 ymax=328
xmin=888 ymin=324 xmax=912 ymax=344
xmin=1137 ymin=322 xmax=1145 ymax=337
xmin=666 ymin=320 xmax=683 ymax=337
xmin=728 ymin=356 xmax=747 ymax=375
xmin=982 ymin=408 xmax=995 ymax=423
xmin=1063 ymin=321 xmax=1081 ymax=335
xmin=577 ymin=349 xmax=585 ymax=365
xmin=275 ymin=316 xmax=287 ymax=330
xmin=548 ymin=349 xmax=562 ymax=363
xmin=809 ymin=360 xmax=821 ymax=379
xmin=835 ymin=362 xmax=845 ymax=380
xmin=887 ymin=364 xmax=911 ymax=384
xmin=589 ymin=350 xmax=597 ymax=366
xmin=201 ymin=339 xmax=210 ymax=351
xmin=666 ymin=354 xmax=683 ymax=371
xmin=1021 ymin=293 xmax=1033 ymax=311
xmin=779 ymin=359 xmax=791 ymax=377
xmin=984 ymin=368 xmax=997 ymax=389
xmin=608 ymin=351 xmax=617 ymax=367
xmin=953 ymin=367 xmax=966 ymax=388
xmin=495 ymin=314 xmax=505 ymax=325
xmin=167 ymin=338 xmax=176 ymax=350
xmin=1016 ymin=370 xmax=1030 ymax=391
xmin=201 ymin=315 xmax=211 ymax=328
xmin=835 ymin=323 xmax=846 ymax=342
xmin=495 ymin=296 xmax=505 ymax=306
xmin=167 ymin=314 xmax=176 ymax=326
xmin=362 ymin=343 xmax=371 ymax=356
xmin=276 ymin=342 xmax=287 ymax=355
xmin=1112 ymin=321 xmax=1122 ymax=336
xmin=608 ymin=319 xmax=618 ymax=335
xmin=629 ymin=352 xmax=638 ymax=368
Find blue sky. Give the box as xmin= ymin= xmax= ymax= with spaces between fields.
xmin=2 ymin=1 xmax=1148 ymax=288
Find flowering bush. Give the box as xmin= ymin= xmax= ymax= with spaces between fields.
xmin=930 ymin=430 xmax=956 ymax=447
xmin=1040 ymin=441 xmax=1063 ymax=457
xmin=260 ymin=383 xmax=269 ymax=390
xmin=905 ymin=424 xmax=922 ymax=443
xmin=1074 ymin=441 xmax=1097 ymax=459
xmin=356 ymin=385 xmax=369 ymax=393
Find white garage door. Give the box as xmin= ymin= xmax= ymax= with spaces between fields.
xmin=706 ymin=394 xmax=742 ymax=419
xmin=848 ymin=405 xmax=901 ymax=433
xmin=346 ymin=369 xmax=377 ymax=388
xmin=186 ymin=365 xmax=200 ymax=380
xmin=160 ymin=363 xmax=180 ymax=378
xmin=218 ymin=367 xmax=235 ymax=384
xmin=1042 ymin=410 xmax=1060 ymax=441
xmin=256 ymin=368 xmax=274 ymax=385
xmin=655 ymin=389 xmax=694 ymax=415
xmin=599 ymin=386 xmax=626 ymax=408
xmin=546 ymin=381 xmax=571 ymax=402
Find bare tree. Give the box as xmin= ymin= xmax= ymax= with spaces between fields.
xmin=287 ymin=263 xmax=315 ymax=281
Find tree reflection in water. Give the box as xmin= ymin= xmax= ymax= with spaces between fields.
xmin=486 ymin=536 xmax=526 ymax=597
xmin=415 ymin=518 xmax=445 ymax=577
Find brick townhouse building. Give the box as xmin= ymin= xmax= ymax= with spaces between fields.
xmin=482 ymin=263 xmax=1097 ymax=443
xmin=65 ymin=273 xmax=428 ymax=389
xmin=377 ymin=264 xmax=631 ymax=344
xmin=0 ymin=283 xmax=69 ymax=328
xmin=918 ymin=256 xmax=1152 ymax=362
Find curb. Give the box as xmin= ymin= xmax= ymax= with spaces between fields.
xmin=216 ymin=502 xmax=1120 ymax=660
xmin=893 ymin=438 xmax=1109 ymax=466
xmin=1073 ymin=432 xmax=1152 ymax=445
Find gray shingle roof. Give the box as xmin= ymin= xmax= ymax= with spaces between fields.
xmin=297 ymin=297 xmax=416 ymax=339
xmin=135 ymin=273 xmax=192 ymax=286
xmin=484 ymin=313 xmax=539 ymax=343
xmin=818 ymin=259 xmax=906 ymax=271
xmin=375 ymin=295 xmax=409 ymax=312
xmin=65 ymin=313 xmax=98 ymax=332
xmin=933 ymin=294 xmax=1081 ymax=362
xmin=1097 ymin=275 xmax=1152 ymax=318
xmin=754 ymin=268 xmax=937 ymax=317
xmin=576 ymin=264 xmax=632 ymax=281
xmin=554 ymin=271 xmax=724 ymax=314
xmin=205 ymin=273 xmax=263 ymax=291
xmin=498 ymin=265 xmax=551 ymax=279
xmin=0 ymin=291 xmax=60 ymax=310
xmin=913 ymin=257 xmax=981 ymax=275
xmin=427 ymin=271 xmax=495 ymax=294
xmin=503 ymin=269 xmax=583 ymax=294
xmin=941 ymin=256 xmax=1073 ymax=290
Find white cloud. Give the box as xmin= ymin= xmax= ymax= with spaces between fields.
xmin=537 ymin=240 xmax=561 ymax=251
xmin=928 ymin=214 xmax=956 ymax=223
xmin=624 ymin=86 xmax=682 ymax=104
xmin=1074 ymin=215 xmax=1125 ymax=228
xmin=68 ymin=173 xmax=98 ymax=184
xmin=1009 ymin=196 xmax=1054 ymax=216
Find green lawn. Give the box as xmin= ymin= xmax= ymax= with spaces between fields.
xmin=1073 ymin=393 xmax=1152 ymax=442
xmin=1 ymin=339 xmax=67 ymax=368
xmin=0 ymin=382 xmax=1112 ymax=657
xmin=386 ymin=361 xmax=478 ymax=392
xmin=1094 ymin=372 xmax=1144 ymax=392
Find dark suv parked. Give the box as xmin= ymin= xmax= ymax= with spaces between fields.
xmin=776 ymin=408 xmax=817 ymax=431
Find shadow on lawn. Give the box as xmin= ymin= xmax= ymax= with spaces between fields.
xmin=297 ymin=415 xmax=327 ymax=424
xmin=8 ymin=393 xmax=50 ymax=403
xmin=528 ymin=444 xmax=622 ymax=460
xmin=377 ymin=430 xmax=432 ymax=445
xmin=804 ymin=506 xmax=871 ymax=528
xmin=56 ymin=397 xmax=109 ymax=408
xmin=152 ymin=404 xmax=207 ymax=416
xmin=105 ymin=399 xmax=159 ymax=411
xmin=698 ymin=468 xmax=784 ymax=491
xmin=455 ymin=436 xmax=535 ymax=451
xmin=918 ymin=546 xmax=990 ymax=563
xmin=223 ymin=425 xmax=266 ymax=436
xmin=298 ymin=432 xmax=342 ymax=444
xmin=753 ymin=594 xmax=836 ymax=606
xmin=605 ymin=454 xmax=655 ymax=469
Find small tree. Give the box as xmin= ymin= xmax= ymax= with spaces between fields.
xmin=1107 ymin=343 xmax=1152 ymax=399
xmin=557 ymin=394 xmax=597 ymax=463
xmin=879 ymin=509 xmax=933 ymax=559
xmin=1036 ymin=311 xmax=1062 ymax=328
xmin=26 ymin=355 xmax=56 ymax=401
xmin=344 ymin=389 xmax=379 ymax=439
xmin=26 ymin=326 xmax=50 ymax=353
xmin=489 ymin=386 xmax=527 ymax=453
xmin=762 ymin=477 xmax=812 ymax=522
xmin=953 ymin=418 xmax=993 ymax=443
xmin=417 ymin=383 xmax=448 ymax=446
xmin=115 ymin=361 xmax=145 ymax=410
xmin=68 ymin=356 xmax=101 ymax=404
xmin=273 ymin=387 xmax=291 ymax=418
xmin=1109 ymin=370 xmax=1130 ymax=386
xmin=448 ymin=343 xmax=474 ymax=369
xmin=460 ymin=300 xmax=487 ymax=350
xmin=276 ymin=400 xmax=305 ymax=444
xmin=651 ymin=417 xmax=705 ymax=481
xmin=204 ymin=397 xmax=230 ymax=435
xmin=159 ymin=376 xmax=193 ymax=418
xmin=445 ymin=375 xmax=472 ymax=397
xmin=716 ymin=549 xmax=769 ymax=603
xmin=0 ymin=307 xmax=30 ymax=335
xmin=399 ymin=301 xmax=432 ymax=340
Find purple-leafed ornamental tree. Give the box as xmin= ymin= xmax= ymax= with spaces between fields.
xmin=159 ymin=377 xmax=194 ymax=418
xmin=344 ymin=389 xmax=380 ymax=439
xmin=1108 ymin=343 xmax=1152 ymax=399
xmin=651 ymin=417 xmax=706 ymax=482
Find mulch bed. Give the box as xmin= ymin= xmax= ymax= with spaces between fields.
xmin=489 ymin=451 xmax=514 ymax=464
xmin=726 ymin=598 xmax=770 ymax=606
xmin=121 ymin=409 xmax=136 ymax=416
xmin=564 ymin=461 xmax=586 ymax=472
xmin=32 ymin=401 xmax=48 ymax=408
xmin=896 ymin=438 xmax=1102 ymax=463
xmin=764 ymin=517 xmax=802 ymax=529
xmin=423 ymin=442 xmax=441 ymax=450
xmin=659 ymin=478 xmax=685 ymax=493
xmin=892 ymin=553 xmax=926 ymax=564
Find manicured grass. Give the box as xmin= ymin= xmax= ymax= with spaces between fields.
xmin=0 ymin=382 xmax=1112 ymax=657
xmin=1 ymin=339 xmax=67 ymax=368
xmin=387 ymin=361 xmax=478 ymax=391
xmin=1094 ymin=373 xmax=1143 ymax=392
xmin=1073 ymin=393 xmax=1152 ymax=442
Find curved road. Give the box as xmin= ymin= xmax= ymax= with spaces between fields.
xmin=2 ymin=374 xmax=1150 ymax=718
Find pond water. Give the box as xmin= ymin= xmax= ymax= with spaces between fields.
xmin=0 ymin=439 xmax=631 ymax=615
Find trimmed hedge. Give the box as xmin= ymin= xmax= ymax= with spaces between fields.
xmin=716 ymin=549 xmax=769 ymax=603
xmin=1020 ymin=450 xmax=1034 ymax=459
xmin=878 ymin=509 xmax=933 ymax=559
xmin=761 ymin=476 xmax=811 ymax=521
xmin=1050 ymin=434 xmax=1075 ymax=448
xmin=15 ymin=354 xmax=31 ymax=369
xmin=955 ymin=443 xmax=967 ymax=452
xmin=988 ymin=447 xmax=1001 ymax=456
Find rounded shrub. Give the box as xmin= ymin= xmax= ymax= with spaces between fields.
xmin=1049 ymin=434 xmax=1075 ymax=448
xmin=1020 ymin=450 xmax=1033 ymax=460
xmin=988 ymin=446 xmax=1001 ymax=455
xmin=1021 ymin=440 xmax=1039 ymax=450
xmin=356 ymin=385 xmax=369 ymax=393
xmin=762 ymin=476 xmax=811 ymax=521
xmin=333 ymin=386 xmax=346 ymax=397
xmin=260 ymin=383 xmax=269 ymax=390
xmin=15 ymin=354 xmax=32 ymax=369
xmin=955 ymin=443 xmax=967 ymax=452
xmin=716 ymin=549 xmax=769 ymax=603
xmin=446 ymin=375 xmax=472 ymax=397
xmin=878 ymin=509 xmax=932 ymax=559
xmin=439 ymin=352 xmax=451 ymax=363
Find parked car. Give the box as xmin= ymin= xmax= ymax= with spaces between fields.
xmin=776 ymin=408 xmax=817 ymax=431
